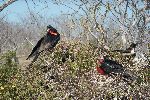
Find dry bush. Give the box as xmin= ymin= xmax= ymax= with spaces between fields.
xmin=21 ymin=41 xmax=150 ymax=99
xmin=0 ymin=41 xmax=149 ymax=99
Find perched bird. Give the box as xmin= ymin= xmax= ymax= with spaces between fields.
xmin=96 ymin=55 xmax=137 ymax=83
xmin=26 ymin=25 xmax=60 ymax=63
xmin=112 ymin=43 xmax=138 ymax=56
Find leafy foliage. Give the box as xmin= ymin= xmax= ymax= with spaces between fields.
xmin=0 ymin=42 xmax=149 ymax=99
xmin=0 ymin=51 xmax=18 ymax=99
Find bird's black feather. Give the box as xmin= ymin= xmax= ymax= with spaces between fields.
xmin=112 ymin=43 xmax=137 ymax=53
xmin=101 ymin=59 xmax=124 ymax=74
xmin=26 ymin=37 xmax=44 ymax=60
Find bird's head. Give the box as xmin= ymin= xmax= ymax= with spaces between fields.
xmin=47 ymin=25 xmax=58 ymax=35
xmin=97 ymin=54 xmax=106 ymax=65
xmin=96 ymin=54 xmax=106 ymax=75
xmin=97 ymin=54 xmax=109 ymax=64
xmin=130 ymin=43 xmax=137 ymax=48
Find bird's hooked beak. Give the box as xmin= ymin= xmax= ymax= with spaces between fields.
xmin=97 ymin=56 xmax=104 ymax=64
xmin=47 ymin=29 xmax=57 ymax=35
xmin=47 ymin=29 xmax=50 ymax=32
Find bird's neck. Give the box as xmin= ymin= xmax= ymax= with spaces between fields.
xmin=47 ymin=31 xmax=57 ymax=36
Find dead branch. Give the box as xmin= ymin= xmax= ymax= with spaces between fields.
xmin=0 ymin=0 xmax=18 ymax=12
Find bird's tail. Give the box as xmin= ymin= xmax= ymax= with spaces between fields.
xmin=121 ymin=71 xmax=138 ymax=84
xmin=111 ymin=50 xmax=124 ymax=52
xmin=26 ymin=37 xmax=44 ymax=60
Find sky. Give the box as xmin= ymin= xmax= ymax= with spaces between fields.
xmin=0 ymin=0 xmax=74 ymax=22
xmin=0 ymin=0 xmax=148 ymax=24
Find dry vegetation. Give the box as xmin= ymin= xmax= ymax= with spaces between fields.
xmin=0 ymin=0 xmax=150 ymax=99
xmin=0 ymin=42 xmax=149 ymax=99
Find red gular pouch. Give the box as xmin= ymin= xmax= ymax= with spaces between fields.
xmin=96 ymin=66 xmax=105 ymax=75
xmin=96 ymin=56 xmax=106 ymax=75
xmin=47 ymin=28 xmax=58 ymax=36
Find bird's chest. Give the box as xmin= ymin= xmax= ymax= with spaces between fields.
xmin=45 ymin=35 xmax=57 ymax=43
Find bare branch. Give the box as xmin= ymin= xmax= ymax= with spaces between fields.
xmin=25 ymin=38 xmax=34 ymax=46
xmin=124 ymin=0 xmax=129 ymax=18
xmin=145 ymin=16 xmax=150 ymax=24
xmin=0 ymin=0 xmax=18 ymax=12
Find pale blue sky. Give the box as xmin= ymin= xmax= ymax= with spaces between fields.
xmin=0 ymin=0 xmax=145 ymax=23
xmin=0 ymin=0 xmax=75 ymax=22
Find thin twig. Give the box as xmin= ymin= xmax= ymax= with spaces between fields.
xmin=25 ymin=38 xmax=34 ymax=46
